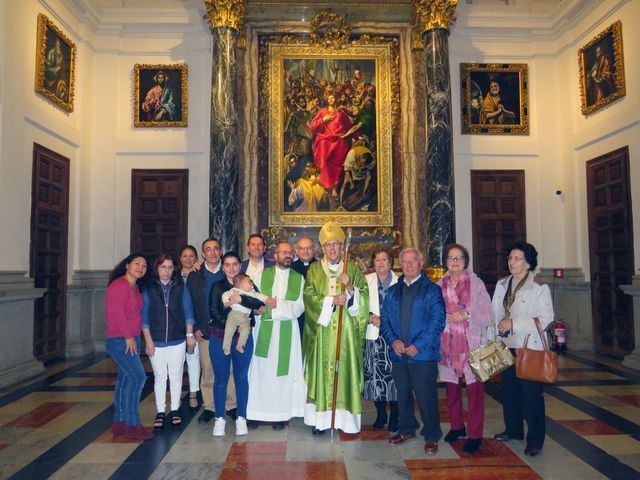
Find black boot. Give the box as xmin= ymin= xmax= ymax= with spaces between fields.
xmin=372 ymin=401 xmax=388 ymax=430
xmin=388 ymin=401 xmax=399 ymax=433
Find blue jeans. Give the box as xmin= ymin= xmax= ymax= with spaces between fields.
xmin=209 ymin=333 xmax=253 ymax=418
xmin=106 ymin=336 xmax=147 ymax=426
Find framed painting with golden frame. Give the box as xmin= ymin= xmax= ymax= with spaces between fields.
xmin=134 ymin=64 xmax=188 ymax=128
xmin=34 ymin=13 xmax=76 ymax=113
xmin=262 ymin=35 xmax=399 ymax=227
xmin=460 ymin=63 xmax=529 ymax=135
xmin=578 ymin=20 xmax=625 ymax=116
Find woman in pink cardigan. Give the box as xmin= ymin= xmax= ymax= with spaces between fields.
xmin=438 ymin=244 xmax=493 ymax=454
xmin=105 ymin=253 xmax=153 ymax=441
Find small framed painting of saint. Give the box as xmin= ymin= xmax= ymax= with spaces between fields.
xmin=578 ymin=20 xmax=625 ymax=116
xmin=460 ymin=63 xmax=529 ymax=135
xmin=34 ymin=13 xmax=76 ymax=113
xmin=134 ymin=64 xmax=188 ymax=128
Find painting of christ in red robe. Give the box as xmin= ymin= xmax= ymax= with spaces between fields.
xmin=281 ymin=58 xmax=378 ymax=213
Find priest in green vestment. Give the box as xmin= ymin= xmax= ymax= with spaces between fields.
xmin=302 ymin=221 xmax=369 ymax=434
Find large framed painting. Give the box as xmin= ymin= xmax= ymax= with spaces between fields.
xmin=460 ymin=63 xmax=529 ymax=135
xmin=259 ymin=12 xmax=400 ymax=227
xmin=578 ymin=20 xmax=625 ymax=116
xmin=34 ymin=13 xmax=76 ymax=112
xmin=134 ymin=64 xmax=188 ymax=128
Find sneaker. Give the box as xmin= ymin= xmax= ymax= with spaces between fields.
xmin=212 ymin=417 xmax=226 ymax=437
xmin=236 ymin=416 xmax=249 ymax=436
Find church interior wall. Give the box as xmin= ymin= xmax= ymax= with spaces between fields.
xmin=0 ymin=0 xmax=638 ymax=376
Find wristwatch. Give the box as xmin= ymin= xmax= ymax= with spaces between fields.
xmin=186 ymin=333 xmax=195 ymax=338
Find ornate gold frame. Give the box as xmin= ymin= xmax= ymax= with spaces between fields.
xmin=133 ymin=64 xmax=188 ymax=128
xmin=578 ymin=20 xmax=625 ymax=116
xmin=34 ymin=13 xmax=76 ymax=113
xmin=261 ymin=15 xmax=399 ymax=227
xmin=460 ymin=63 xmax=529 ymax=135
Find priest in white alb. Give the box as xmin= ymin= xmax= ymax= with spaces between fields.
xmin=246 ymin=241 xmax=306 ymax=429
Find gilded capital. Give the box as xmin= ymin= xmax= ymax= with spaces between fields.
xmin=204 ymin=0 xmax=246 ymax=31
xmin=413 ymin=0 xmax=458 ymax=33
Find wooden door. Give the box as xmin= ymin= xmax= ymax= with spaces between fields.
xmin=587 ymin=147 xmax=634 ymax=357
xmin=30 ymin=144 xmax=70 ymax=362
xmin=471 ymin=170 xmax=526 ymax=295
xmin=130 ymin=169 xmax=189 ymax=258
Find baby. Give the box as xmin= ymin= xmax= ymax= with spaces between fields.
xmin=221 ymin=273 xmax=268 ymax=355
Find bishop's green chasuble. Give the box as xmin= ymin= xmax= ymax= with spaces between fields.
xmin=302 ymin=259 xmax=369 ymax=414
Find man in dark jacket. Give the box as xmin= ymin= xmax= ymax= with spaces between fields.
xmin=187 ymin=238 xmax=236 ymax=423
xmin=380 ymin=247 xmax=446 ymax=455
xmin=241 ymin=233 xmax=275 ymax=282
xmin=291 ymin=236 xmax=316 ymax=343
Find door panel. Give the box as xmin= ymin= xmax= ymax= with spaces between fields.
xmin=587 ymin=146 xmax=634 ymax=357
xmin=471 ymin=170 xmax=526 ymax=295
xmin=130 ymin=169 xmax=188 ymax=258
xmin=30 ymin=144 xmax=70 ymax=362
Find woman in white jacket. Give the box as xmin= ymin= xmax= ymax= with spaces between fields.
xmin=491 ymin=241 xmax=554 ymax=457
xmin=364 ymin=248 xmax=399 ymax=431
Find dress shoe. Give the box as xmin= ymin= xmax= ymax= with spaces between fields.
xmin=311 ymin=427 xmax=325 ymax=435
xmin=444 ymin=427 xmax=466 ymax=443
xmin=463 ymin=438 xmax=482 ymax=454
xmin=272 ymin=421 xmax=285 ymax=431
xmin=424 ymin=441 xmax=438 ymax=455
xmin=226 ymin=408 xmax=238 ymax=420
xmin=494 ymin=431 xmax=524 ymax=442
xmin=198 ymin=409 xmax=215 ymax=424
xmin=524 ymin=444 xmax=541 ymax=456
xmin=111 ymin=421 xmax=125 ymax=436
xmin=388 ymin=432 xmax=415 ymax=445
xmin=124 ymin=424 xmax=154 ymax=441
xmin=247 ymin=420 xmax=260 ymax=429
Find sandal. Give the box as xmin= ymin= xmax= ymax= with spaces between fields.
xmin=189 ymin=393 xmax=199 ymax=412
xmin=153 ymin=412 xmax=165 ymax=430
xmin=170 ymin=410 xmax=182 ymax=427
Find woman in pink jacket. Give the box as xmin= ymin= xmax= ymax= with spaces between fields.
xmin=438 ymin=244 xmax=493 ymax=454
xmin=105 ymin=253 xmax=153 ymax=441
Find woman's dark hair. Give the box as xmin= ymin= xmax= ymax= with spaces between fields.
xmin=444 ymin=243 xmax=470 ymax=269
xmin=221 ymin=251 xmax=241 ymax=265
xmin=510 ymin=241 xmax=538 ymax=271
xmin=178 ymin=244 xmax=198 ymax=268
xmin=370 ymin=247 xmax=394 ymax=269
xmin=108 ymin=253 xmax=147 ymax=285
xmin=153 ymin=253 xmax=178 ymax=280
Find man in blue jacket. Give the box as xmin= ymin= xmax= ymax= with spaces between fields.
xmin=380 ymin=247 xmax=446 ymax=455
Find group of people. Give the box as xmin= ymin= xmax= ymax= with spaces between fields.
xmin=104 ymin=221 xmax=553 ymax=458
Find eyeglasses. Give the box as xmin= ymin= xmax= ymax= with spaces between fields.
xmin=297 ymin=246 xmax=314 ymax=251
xmin=324 ymin=241 xmax=342 ymax=248
xmin=446 ymin=256 xmax=464 ymax=262
xmin=507 ymin=256 xmax=525 ymax=262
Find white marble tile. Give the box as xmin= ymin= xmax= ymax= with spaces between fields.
xmin=285 ymin=438 xmax=344 ymax=461
xmin=150 ymin=462 xmax=225 ymax=479
xmin=345 ymin=460 xmax=412 ymax=480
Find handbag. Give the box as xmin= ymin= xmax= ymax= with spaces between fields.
xmin=468 ymin=322 xmax=514 ymax=383
xmin=515 ymin=317 xmax=558 ymax=384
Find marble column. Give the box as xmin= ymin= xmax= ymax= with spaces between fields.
xmin=205 ymin=0 xmax=246 ymax=253
xmin=414 ymin=0 xmax=457 ymax=280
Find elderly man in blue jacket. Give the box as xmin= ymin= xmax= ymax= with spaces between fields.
xmin=380 ymin=247 xmax=446 ymax=455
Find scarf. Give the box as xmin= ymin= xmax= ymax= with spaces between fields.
xmin=440 ymin=271 xmax=471 ymax=375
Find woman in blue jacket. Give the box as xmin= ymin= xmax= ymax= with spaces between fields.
xmin=142 ymin=253 xmax=196 ymax=429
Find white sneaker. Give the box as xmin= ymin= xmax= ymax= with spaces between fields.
xmin=236 ymin=416 xmax=248 ymax=436
xmin=212 ymin=417 xmax=226 ymax=437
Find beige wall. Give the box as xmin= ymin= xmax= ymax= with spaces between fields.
xmin=0 ymin=0 xmax=637 ymax=278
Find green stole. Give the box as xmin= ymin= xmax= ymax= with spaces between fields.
xmin=255 ymin=267 xmax=302 ymax=376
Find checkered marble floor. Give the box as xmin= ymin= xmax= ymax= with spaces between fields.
xmin=0 ymin=352 xmax=639 ymax=479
